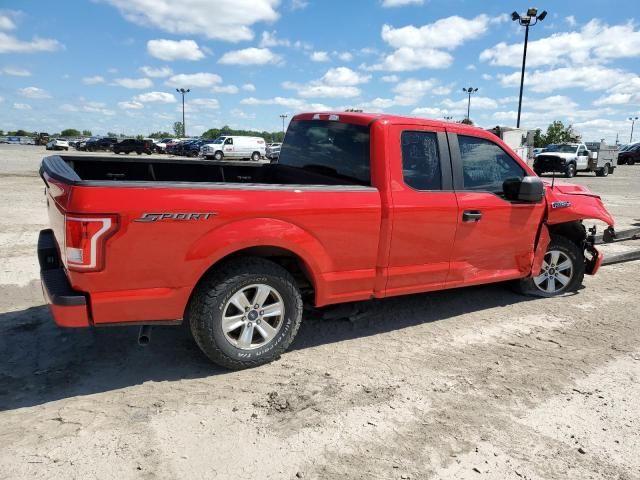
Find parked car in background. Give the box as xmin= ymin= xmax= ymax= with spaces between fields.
xmin=532 ymin=147 xmax=545 ymax=157
xmin=46 ymin=139 xmax=69 ymax=151
xmin=165 ymin=138 xmax=183 ymax=154
xmin=85 ymin=137 xmax=117 ymax=152
xmin=113 ymin=138 xmax=154 ymax=155
xmin=201 ymin=136 xmax=266 ymax=161
xmin=618 ymin=143 xmax=640 ymax=165
xmin=154 ymin=138 xmax=176 ymax=153
xmin=266 ymin=143 xmax=282 ymax=161
xmin=181 ymin=139 xmax=207 ymax=157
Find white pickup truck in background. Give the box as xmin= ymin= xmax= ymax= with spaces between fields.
xmin=533 ymin=141 xmax=618 ymax=178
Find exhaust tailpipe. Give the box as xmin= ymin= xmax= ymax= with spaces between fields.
xmin=138 ymin=325 xmax=152 ymax=346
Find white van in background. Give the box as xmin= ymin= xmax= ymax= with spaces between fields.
xmin=200 ymin=136 xmax=266 ymax=161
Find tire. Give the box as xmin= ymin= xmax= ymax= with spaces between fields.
xmin=188 ymin=257 xmax=303 ymax=370
xmin=564 ymin=162 xmax=576 ymax=178
xmin=251 ymin=151 xmax=261 ymax=162
xmin=214 ymin=151 xmax=224 ymax=161
xmin=596 ymin=163 xmax=610 ymax=177
xmin=515 ymin=235 xmax=585 ymax=298
xmin=64 ymin=147 xmax=69 ymax=151
xmin=629 ymin=159 xmax=636 ymax=166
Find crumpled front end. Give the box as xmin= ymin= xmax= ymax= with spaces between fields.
xmin=544 ymin=181 xmax=615 ymax=227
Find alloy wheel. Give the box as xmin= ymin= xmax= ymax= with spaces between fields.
xmin=534 ymin=250 xmax=574 ymax=294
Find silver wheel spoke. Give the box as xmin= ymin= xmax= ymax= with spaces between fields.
xmin=541 ymin=259 xmax=550 ymax=269
xmin=230 ymin=291 xmax=251 ymax=311
xmin=255 ymin=322 xmax=277 ymax=341
xmin=222 ymin=313 xmax=245 ymax=333
xmin=237 ymin=322 xmax=255 ymax=349
xmin=253 ymin=285 xmax=271 ymax=308
xmin=555 ymin=272 xmax=570 ymax=286
xmin=534 ymin=274 xmax=546 ymax=286
xmin=546 ymin=276 xmax=557 ymax=292
xmin=262 ymin=302 xmax=283 ymax=318
xmin=549 ymin=251 xmax=560 ymax=266
xmin=556 ymin=259 xmax=572 ymax=272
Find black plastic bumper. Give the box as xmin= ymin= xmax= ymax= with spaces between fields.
xmin=38 ymin=229 xmax=86 ymax=307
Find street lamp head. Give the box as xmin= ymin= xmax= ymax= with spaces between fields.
xmin=526 ymin=7 xmax=538 ymax=17
xmin=537 ymin=10 xmax=547 ymax=21
xmin=511 ymin=11 xmax=520 ymax=21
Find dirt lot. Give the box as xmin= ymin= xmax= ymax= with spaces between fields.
xmin=1 ymin=144 xmax=639 ymax=480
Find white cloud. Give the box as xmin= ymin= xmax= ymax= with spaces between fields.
xmin=441 ymin=96 xmax=498 ymax=111
xmin=2 ymin=66 xmax=30 ymax=76
xmin=412 ymin=106 xmax=449 ymax=117
xmin=0 ymin=32 xmax=62 ymax=54
xmin=218 ymin=47 xmax=281 ymax=65
xmin=283 ymin=67 xmax=370 ymax=98
xmin=240 ymin=96 xmax=331 ymax=111
xmin=321 ymin=67 xmax=371 ymax=86
xmin=0 ymin=14 xmax=16 ymax=30
xmin=367 ymin=47 xmax=453 ymax=71
xmin=381 ymin=75 xmax=399 ymax=82
xmin=242 ymin=83 xmax=256 ymax=92
xmin=290 ymin=0 xmax=308 ymax=9
xmin=61 ymin=104 xmax=79 ymax=112
xmin=18 ymin=86 xmax=50 ymax=98
xmin=103 ymin=0 xmax=279 ymax=42
xmin=190 ymin=98 xmax=220 ymax=109
xmin=60 ymin=100 xmax=115 ymax=116
xmin=133 ymin=91 xmax=176 ymax=103
xmin=393 ymin=78 xmax=449 ymax=100
xmin=165 ymin=73 xmax=222 ymax=88
xmin=13 ymin=103 xmax=31 ymax=110
xmin=566 ymin=15 xmax=577 ymax=27
xmin=259 ymin=30 xmax=290 ymax=48
xmin=310 ymin=51 xmax=330 ymax=62
xmin=498 ymin=65 xmax=632 ymax=93
xmin=381 ymin=0 xmax=423 ymax=7
xmin=147 ymin=39 xmax=205 ymax=61
xmin=111 ymin=77 xmax=153 ymax=89
xmin=139 ymin=66 xmax=173 ymax=78
xmin=480 ymin=20 xmax=640 ymax=68
xmin=337 ymin=51 xmax=353 ymax=62
xmin=118 ymin=100 xmax=144 ymax=110
xmin=593 ymin=76 xmax=640 ymax=106
xmin=82 ymin=75 xmax=105 ymax=85
xmin=382 ymin=15 xmax=492 ymax=50
xmin=212 ymin=85 xmax=239 ymax=94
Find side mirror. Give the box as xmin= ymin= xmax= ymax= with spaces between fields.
xmin=503 ymin=176 xmax=544 ymax=203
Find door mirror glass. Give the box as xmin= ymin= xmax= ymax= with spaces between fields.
xmin=503 ymin=176 xmax=544 ymax=202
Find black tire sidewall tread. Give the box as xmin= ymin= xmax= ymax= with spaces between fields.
xmin=516 ymin=235 xmax=585 ymax=298
xmin=188 ymin=257 xmax=303 ymax=370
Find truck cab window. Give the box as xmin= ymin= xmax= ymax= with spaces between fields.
xmin=225 ymin=138 xmax=233 ymax=145
xmin=458 ymin=135 xmax=525 ymax=193
xmin=278 ymin=120 xmax=371 ymax=185
xmin=401 ymin=131 xmax=441 ymax=190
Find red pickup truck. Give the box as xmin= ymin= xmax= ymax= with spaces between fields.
xmin=39 ymin=112 xmax=615 ymax=369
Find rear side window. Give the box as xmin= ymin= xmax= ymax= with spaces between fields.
xmin=458 ymin=135 xmax=525 ymax=193
xmin=401 ymin=131 xmax=441 ymax=190
xmin=278 ymin=120 xmax=370 ymax=185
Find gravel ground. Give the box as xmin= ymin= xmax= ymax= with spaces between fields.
xmin=1 ymin=144 xmax=639 ymax=480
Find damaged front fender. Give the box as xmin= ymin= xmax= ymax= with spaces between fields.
xmin=544 ymin=181 xmax=615 ymax=227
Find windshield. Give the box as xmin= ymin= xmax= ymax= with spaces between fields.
xmin=545 ymin=144 xmax=577 ymax=153
xmin=211 ymin=136 xmax=226 ymax=144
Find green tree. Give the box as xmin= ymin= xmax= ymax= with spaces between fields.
xmin=107 ymin=132 xmax=118 ymax=137
xmin=148 ymin=131 xmax=172 ymax=139
xmin=61 ymin=128 xmax=81 ymax=137
xmin=460 ymin=118 xmax=474 ymax=125
xmin=539 ymin=121 xmax=581 ymax=146
xmin=173 ymin=121 xmax=184 ymax=137
xmin=201 ymin=126 xmax=285 ymax=143
xmin=82 ymin=130 xmax=92 ymax=137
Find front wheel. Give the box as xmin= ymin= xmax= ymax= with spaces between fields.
xmin=251 ymin=151 xmax=261 ymax=161
xmin=564 ymin=163 xmax=576 ymax=178
xmin=515 ymin=235 xmax=585 ymax=297
xmin=188 ymin=258 xmax=303 ymax=370
xmin=214 ymin=151 xmax=224 ymax=161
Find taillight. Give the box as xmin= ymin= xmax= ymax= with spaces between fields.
xmin=64 ymin=214 xmax=118 ymax=271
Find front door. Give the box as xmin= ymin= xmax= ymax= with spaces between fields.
xmin=446 ymin=133 xmax=546 ymax=287
xmin=385 ymin=124 xmax=459 ymax=296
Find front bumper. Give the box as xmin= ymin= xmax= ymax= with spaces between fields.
xmin=38 ymin=229 xmax=91 ymax=327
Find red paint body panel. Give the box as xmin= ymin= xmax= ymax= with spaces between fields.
xmin=47 ymin=303 xmax=90 ymax=327
xmin=544 ymin=181 xmax=615 ymax=226
xmin=531 ymin=223 xmax=551 ymax=277
xmin=39 ymin=112 xmax=616 ymax=328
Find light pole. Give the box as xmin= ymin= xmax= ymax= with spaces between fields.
xmin=279 ymin=113 xmax=288 ymax=134
xmin=512 ymin=8 xmax=547 ymax=128
xmin=629 ymin=116 xmax=639 ymax=143
xmin=176 ymin=88 xmax=190 ymax=137
xmin=462 ymin=87 xmax=478 ymax=121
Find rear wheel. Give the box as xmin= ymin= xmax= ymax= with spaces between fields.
xmin=629 ymin=159 xmax=636 ymax=166
xmin=596 ymin=163 xmax=610 ymax=177
xmin=564 ymin=162 xmax=576 ymax=178
xmin=188 ymin=258 xmax=303 ymax=370
xmin=214 ymin=151 xmax=224 ymax=161
xmin=515 ymin=235 xmax=584 ymax=297
xmin=251 ymin=151 xmax=261 ymax=161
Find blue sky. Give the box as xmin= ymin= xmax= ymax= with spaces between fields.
xmin=0 ymin=0 xmax=639 ymax=142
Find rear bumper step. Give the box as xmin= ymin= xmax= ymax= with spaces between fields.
xmin=38 ymin=229 xmax=91 ymax=327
